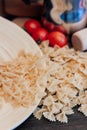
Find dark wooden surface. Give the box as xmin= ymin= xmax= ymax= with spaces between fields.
xmin=15 ymin=107 xmax=87 ymax=130
xmin=4 ymin=0 xmax=43 ymax=17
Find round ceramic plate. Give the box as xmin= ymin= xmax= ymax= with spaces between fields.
xmin=0 ymin=17 xmax=42 ymax=130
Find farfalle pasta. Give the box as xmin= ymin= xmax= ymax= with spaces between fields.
xmin=33 ymin=41 xmax=87 ymax=123
xmin=0 ymin=51 xmax=46 ymax=107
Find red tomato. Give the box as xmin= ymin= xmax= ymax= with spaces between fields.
xmin=32 ymin=27 xmax=48 ymax=43
xmin=24 ymin=19 xmax=41 ymax=35
xmin=47 ymin=31 xmax=67 ymax=47
xmin=53 ymin=25 xmax=67 ymax=34
xmin=41 ymin=18 xmax=55 ymax=32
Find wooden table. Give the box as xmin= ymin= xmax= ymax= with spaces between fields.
xmin=15 ymin=107 xmax=87 ymax=130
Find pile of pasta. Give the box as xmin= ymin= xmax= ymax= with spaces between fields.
xmin=0 ymin=41 xmax=87 ymax=123
xmin=0 ymin=51 xmax=46 ymax=108
xmin=33 ymin=41 xmax=87 ymax=123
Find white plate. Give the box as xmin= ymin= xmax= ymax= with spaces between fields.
xmin=0 ymin=17 xmax=42 ymax=130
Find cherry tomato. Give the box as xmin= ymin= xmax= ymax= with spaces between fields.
xmin=24 ymin=19 xmax=41 ymax=35
xmin=53 ymin=25 xmax=67 ymax=34
xmin=41 ymin=18 xmax=55 ymax=32
xmin=32 ymin=27 xmax=48 ymax=44
xmin=47 ymin=31 xmax=67 ymax=47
